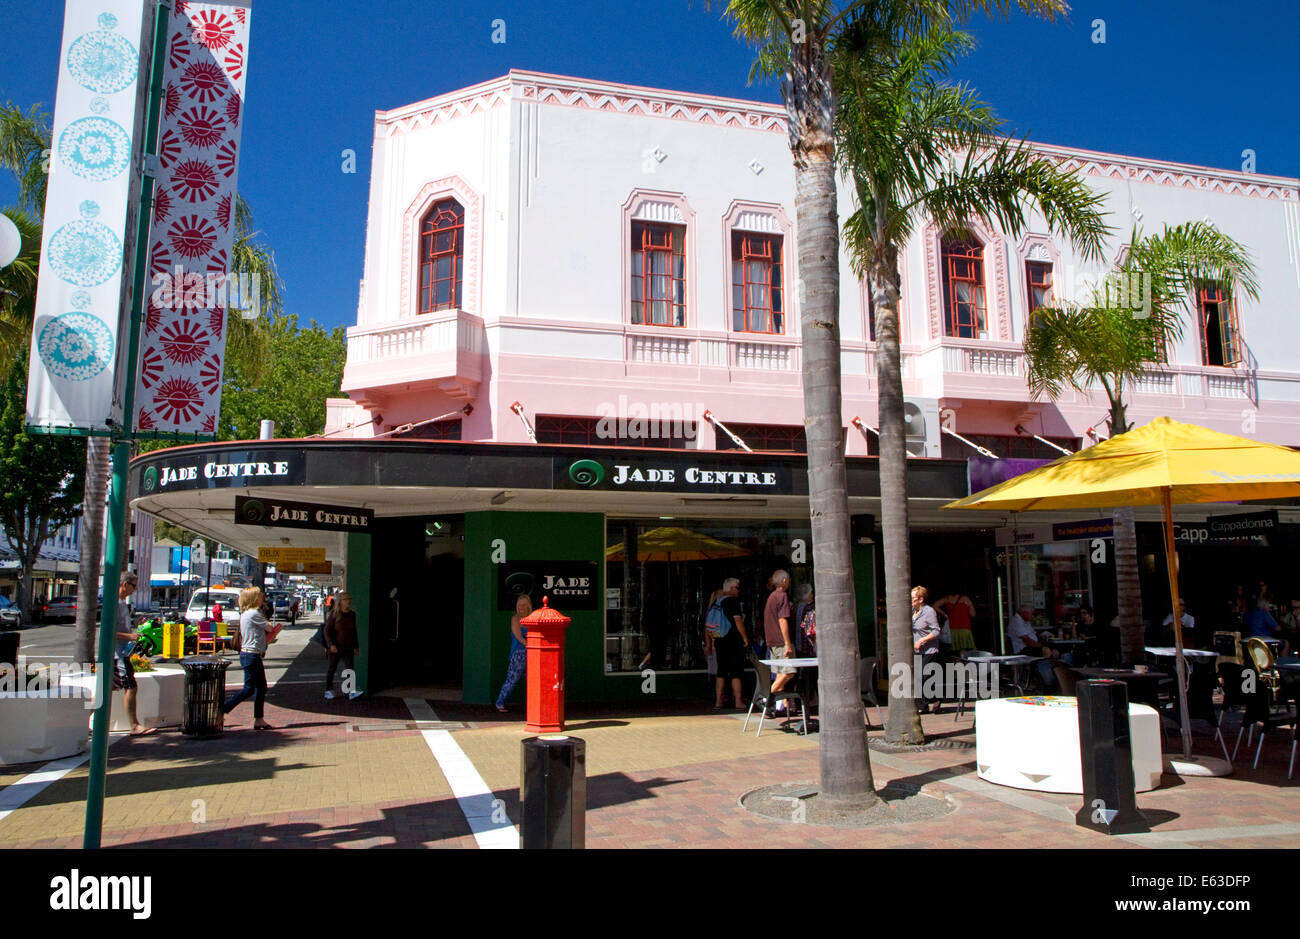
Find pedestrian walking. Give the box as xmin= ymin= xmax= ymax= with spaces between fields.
xmin=112 ymin=572 xmax=148 ymax=736
xmin=935 ymin=592 xmax=976 ymax=652
xmin=221 ymin=586 xmax=274 ymax=730
xmin=495 ymin=594 xmax=532 ymax=712
xmin=911 ymin=586 xmax=942 ymax=713
xmin=324 ymin=592 xmax=361 ymax=700
xmin=706 ymin=577 xmax=749 ymax=709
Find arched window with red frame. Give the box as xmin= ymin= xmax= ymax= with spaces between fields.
xmin=419 ymin=198 xmax=465 ymax=313
xmin=1198 ymin=282 xmax=1241 ymax=367
xmin=731 ymin=231 xmax=784 ymax=334
xmin=630 ymin=221 xmax=686 ymax=326
xmin=941 ymin=232 xmax=987 ymax=339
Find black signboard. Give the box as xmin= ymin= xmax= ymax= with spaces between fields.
xmin=235 ymin=495 xmax=374 ymax=533
xmin=552 ymin=455 xmax=793 ymax=495
xmin=498 ymin=560 xmax=599 ymax=611
xmin=139 ymin=450 xmax=305 ymax=496
xmin=1174 ymin=509 xmax=1277 ymax=547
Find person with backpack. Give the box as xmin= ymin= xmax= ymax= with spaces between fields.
xmin=705 ymin=577 xmax=749 ymax=709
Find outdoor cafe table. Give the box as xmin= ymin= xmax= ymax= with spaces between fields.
xmin=758 ymin=657 xmax=818 ymax=731
xmin=1144 ymin=648 xmax=1219 ymax=722
xmin=1074 ymin=667 xmax=1168 ymax=709
xmin=975 ymin=654 xmax=1042 ymax=695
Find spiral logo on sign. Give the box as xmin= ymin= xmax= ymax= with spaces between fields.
xmin=238 ymin=499 xmax=266 ymax=524
xmin=143 ymin=467 xmax=158 ymax=493
xmin=568 ymin=459 xmax=605 ymax=487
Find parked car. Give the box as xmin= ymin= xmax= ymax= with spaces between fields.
xmin=183 ymin=588 xmax=243 ymax=626
xmin=268 ymin=590 xmax=293 ymax=621
xmin=40 ymin=596 xmax=79 ymax=623
xmin=0 ymin=596 xmax=22 ymax=628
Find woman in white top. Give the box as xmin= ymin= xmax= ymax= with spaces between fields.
xmin=221 ymin=586 xmax=274 ymax=729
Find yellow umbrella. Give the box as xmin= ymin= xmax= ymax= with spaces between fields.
xmin=605 ymin=526 xmax=751 ymax=562
xmin=944 ymin=416 xmax=1300 ymax=761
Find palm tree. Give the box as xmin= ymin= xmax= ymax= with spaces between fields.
xmin=715 ymin=0 xmax=1069 ymax=804
xmin=835 ymin=23 xmax=1109 ymax=743
xmin=0 ymin=207 xmax=41 ymax=374
xmin=1022 ymin=222 xmax=1258 ymax=662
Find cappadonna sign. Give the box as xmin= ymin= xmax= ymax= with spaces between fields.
xmin=236 ymin=495 xmax=373 ymax=534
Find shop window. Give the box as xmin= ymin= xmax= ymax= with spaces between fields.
xmin=1025 ymin=260 xmax=1053 ymax=314
xmin=941 ymin=233 xmax=987 ymax=338
xmin=419 ymin=198 xmax=464 ymax=313
xmin=630 ymin=222 xmax=686 ymax=327
xmin=536 ymin=415 xmax=694 ymax=449
xmin=731 ymin=232 xmax=784 ymax=334
xmin=714 ymin=423 xmax=807 ymax=453
xmin=1198 ymin=283 xmax=1241 ymax=367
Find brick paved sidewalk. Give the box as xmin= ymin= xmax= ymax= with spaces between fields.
xmin=1 ymin=648 xmax=1296 ymax=848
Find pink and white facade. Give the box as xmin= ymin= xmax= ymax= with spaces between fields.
xmin=327 ymin=70 xmax=1300 ymax=456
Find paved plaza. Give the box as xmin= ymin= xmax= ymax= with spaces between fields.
xmin=1 ymin=624 xmax=1296 ymax=850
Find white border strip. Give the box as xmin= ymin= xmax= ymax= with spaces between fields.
xmin=0 ymin=735 xmax=125 ymax=825
xmin=404 ymin=697 xmax=517 ymax=849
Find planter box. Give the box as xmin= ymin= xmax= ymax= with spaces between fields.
xmin=0 ymin=693 xmax=89 ymax=765
xmin=60 ymin=666 xmax=187 ymax=732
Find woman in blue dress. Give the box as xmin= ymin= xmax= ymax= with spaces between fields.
xmin=495 ymin=594 xmax=533 ymax=712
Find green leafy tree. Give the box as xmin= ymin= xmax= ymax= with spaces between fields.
xmin=219 ymin=311 xmax=345 ymax=440
xmin=715 ymin=0 xmax=1071 ymax=804
xmin=836 ymin=24 xmax=1109 ymax=742
xmin=1022 ymin=222 xmax=1258 ymax=662
xmin=0 ymin=207 xmax=41 ymax=375
xmin=0 ymin=351 xmax=86 ymax=614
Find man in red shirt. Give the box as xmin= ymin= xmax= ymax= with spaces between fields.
xmin=764 ymin=570 xmax=797 ymax=698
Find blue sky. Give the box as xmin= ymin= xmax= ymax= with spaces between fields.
xmin=3 ymin=0 xmax=1297 ymax=332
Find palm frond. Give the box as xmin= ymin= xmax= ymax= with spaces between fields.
xmin=0 ymin=103 xmax=52 ymax=212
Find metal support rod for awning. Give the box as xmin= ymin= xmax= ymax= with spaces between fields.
xmin=702 ymin=409 xmax=751 ymax=452
xmin=510 ymin=401 xmax=538 ymax=443
xmin=373 ymin=405 xmax=473 ymax=440
xmin=850 ymin=416 xmax=879 ymax=438
xmin=1014 ymin=424 xmax=1074 ymax=456
xmin=941 ymin=427 xmax=998 ymax=459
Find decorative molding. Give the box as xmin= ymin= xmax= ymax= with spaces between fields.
xmin=621 ymin=189 xmax=698 ymax=331
xmin=721 ymin=200 xmax=796 ymax=338
xmin=923 ymin=219 xmax=1010 ymax=341
xmin=400 ymin=176 xmax=484 ymax=319
xmin=1039 ymin=150 xmax=1299 ymax=203
xmin=377 ymin=84 xmax=511 ymax=138
xmin=1017 ymin=233 xmax=1063 ymax=336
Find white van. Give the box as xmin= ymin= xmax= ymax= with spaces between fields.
xmin=184 ymin=588 xmax=244 ymax=626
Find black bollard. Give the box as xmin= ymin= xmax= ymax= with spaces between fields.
xmin=521 ymin=734 xmax=586 ymax=849
xmin=1075 ymin=679 xmax=1149 ymax=835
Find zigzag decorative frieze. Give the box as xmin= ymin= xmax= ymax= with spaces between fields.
xmin=1047 ymin=154 xmax=1298 ymax=202
xmin=379 ymin=88 xmax=512 ymax=137
xmin=520 ymin=82 xmax=787 ymax=134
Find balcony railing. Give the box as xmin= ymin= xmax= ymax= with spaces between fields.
xmin=624 ymin=329 xmax=799 ymax=372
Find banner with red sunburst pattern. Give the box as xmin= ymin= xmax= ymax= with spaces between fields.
xmin=133 ymin=1 xmax=250 ymax=436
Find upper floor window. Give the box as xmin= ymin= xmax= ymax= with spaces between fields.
xmin=941 ymin=233 xmax=987 ymax=339
xmin=1025 ymin=260 xmax=1053 ymax=314
xmin=630 ymin=222 xmax=686 ymax=327
xmin=537 ymin=415 xmax=692 ymax=449
xmin=419 ymin=199 xmax=464 ymax=313
xmin=394 ymin=419 xmax=462 ymax=440
xmin=1198 ymin=283 xmax=1241 ymax=367
xmin=714 ymin=422 xmax=807 ymax=453
xmin=732 ymin=232 xmax=784 ymax=334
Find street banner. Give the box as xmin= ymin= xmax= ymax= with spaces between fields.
xmin=133 ymin=1 xmax=251 ymax=435
xmin=26 ymin=0 xmax=152 ymax=433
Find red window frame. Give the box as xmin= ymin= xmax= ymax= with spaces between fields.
xmin=714 ymin=423 xmax=807 ymax=452
xmin=1198 ymin=283 xmax=1241 ymax=367
xmin=941 ymin=235 xmax=987 ymax=338
xmin=630 ymin=222 xmax=686 ymax=327
xmin=419 ymin=199 xmax=464 ymax=313
xmin=1025 ymin=260 xmax=1053 ymax=315
xmin=731 ymin=232 xmax=784 ymax=334
xmin=535 ymin=415 xmax=692 ymax=449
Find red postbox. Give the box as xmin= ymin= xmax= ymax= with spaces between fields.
xmin=521 ymin=597 xmax=572 ymax=733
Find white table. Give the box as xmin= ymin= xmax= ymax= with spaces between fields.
xmin=758 ymin=658 xmax=818 ymax=668
xmin=975 ymin=696 xmax=1163 ymax=793
xmin=1144 ymin=647 xmax=1217 ymax=659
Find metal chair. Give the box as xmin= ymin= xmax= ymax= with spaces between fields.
xmin=743 ymin=651 xmax=807 ymax=737
xmin=1244 ymin=638 xmax=1282 ymax=701
xmin=859 ymin=657 xmax=882 ymax=727
xmin=954 ymin=651 xmax=992 ymax=719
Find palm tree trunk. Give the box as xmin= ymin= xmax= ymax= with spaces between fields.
xmin=1106 ymin=396 xmax=1144 ymax=662
xmin=73 ymin=437 xmax=110 ymax=664
xmin=875 ymin=267 xmax=924 ymax=744
xmin=784 ymin=49 xmax=877 ymax=808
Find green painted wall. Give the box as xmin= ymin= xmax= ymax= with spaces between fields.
xmin=854 ymin=541 xmax=877 ymax=656
xmin=463 ymin=511 xmax=606 ymax=704
xmin=346 ymin=532 xmax=371 ymax=692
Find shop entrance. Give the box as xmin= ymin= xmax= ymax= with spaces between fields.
xmin=368 ymin=515 xmax=465 ymax=692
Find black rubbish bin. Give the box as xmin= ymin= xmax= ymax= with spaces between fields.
xmin=0 ymin=631 xmax=18 ymax=669
xmin=520 ymin=735 xmax=586 ymax=849
xmin=181 ymin=654 xmax=230 ymax=738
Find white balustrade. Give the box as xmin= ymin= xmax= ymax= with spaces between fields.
xmin=1134 ymin=371 xmax=1178 ymax=395
xmin=733 ymin=340 xmax=796 ymax=371
xmin=347 ymin=313 xmax=484 ymax=364
xmin=628 ymin=334 xmax=692 ymax=364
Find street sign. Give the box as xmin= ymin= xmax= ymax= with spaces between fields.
xmin=289 ymin=561 xmax=332 ymax=575
xmin=236 ymin=495 xmax=373 ymax=533
xmin=257 ymin=546 xmax=327 ymax=565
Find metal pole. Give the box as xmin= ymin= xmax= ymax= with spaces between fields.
xmin=1161 ymin=489 xmax=1194 ymax=760
xmin=83 ymin=0 xmax=168 ymax=850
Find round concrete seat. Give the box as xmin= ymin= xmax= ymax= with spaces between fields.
xmin=975 ymin=695 xmax=1163 ymax=793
